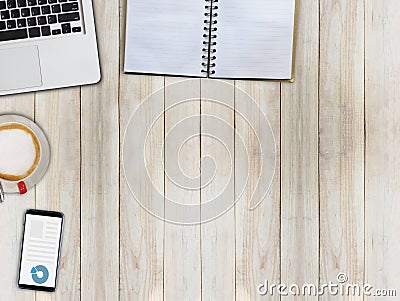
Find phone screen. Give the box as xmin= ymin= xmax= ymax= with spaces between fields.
xmin=18 ymin=210 xmax=63 ymax=291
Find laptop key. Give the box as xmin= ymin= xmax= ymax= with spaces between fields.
xmin=17 ymin=0 xmax=26 ymax=6
xmin=1 ymin=10 xmax=10 ymax=19
xmin=27 ymin=16 xmax=35 ymax=25
xmin=28 ymin=26 xmax=39 ymax=37
xmin=37 ymin=0 xmax=46 ymax=4
xmin=27 ymin=0 xmax=36 ymax=5
xmin=0 ymin=1 xmax=6 ymax=9
xmin=11 ymin=8 xmax=20 ymax=18
xmin=58 ymin=12 xmax=78 ymax=22
xmin=72 ymin=26 xmax=80 ymax=32
xmin=61 ymin=2 xmax=77 ymax=12
xmin=31 ymin=6 xmax=39 ymax=15
xmin=7 ymin=0 xmax=16 ymax=8
xmin=51 ymin=3 xmax=59 ymax=12
xmin=41 ymin=24 xmax=50 ymax=35
xmin=0 ymin=28 xmax=27 ymax=41
xmin=51 ymin=28 xmax=60 ymax=34
xmin=47 ymin=14 xmax=55 ymax=23
xmin=7 ymin=19 xmax=16 ymax=28
xmin=17 ymin=17 xmax=26 ymax=27
xmin=37 ymin=15 xmax=45 ymax=24
xmin=48 ymin=0 xmax=56 ymax=3
xmin=21 ymin=7 xmax=29 ymax=16
xmin=41 ymin=5 xmax=50 ymax=14
xmin=0 ymin=20 xmax=5 ymax=29
xmin=61 ymin=22 xmax=69 ymax=33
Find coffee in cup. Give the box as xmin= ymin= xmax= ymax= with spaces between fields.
xmin=0 ymin=123 xmax=40 ymax=182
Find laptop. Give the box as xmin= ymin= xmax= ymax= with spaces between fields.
xmin=0 ymin=0 xmax=100 ymax=96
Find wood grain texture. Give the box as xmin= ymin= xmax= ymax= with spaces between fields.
xmin=119 ymin=74 xmax=165 ymax=301
xmin=365 ymin=0 xmax=400 ymax=299
xmin=200 ymin=79 xmax=235 ymax=301
xmin=164 ymin=78 xmax=201 ymax=301
xmin=1 ymin=1 xmax=400 ymax=300
xmin=0 ymin=94 xmax=36 ymax=301
xmin=235 ymin=81 xmax=281 ymax=301
xmin=119 ymin=0 xmax=165 ymax=297
xmin=319 ymin=0 xmax=365 ymax=298
xmin=80 ymin=0 xmax=120 ymax=299
xmin=281 ymin=0 xmax=320 ymax=299
xmin=35 ymin=88 xmax=81 ymax=301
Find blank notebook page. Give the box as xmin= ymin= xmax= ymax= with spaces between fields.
xmin=213 ymin=0 xmax=296 ymax=80
xmin=124 ymin=0 xmax=205 ymax=77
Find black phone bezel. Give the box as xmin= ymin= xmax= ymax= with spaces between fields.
xmin=18 ymin=209 xmax=64 ymax=292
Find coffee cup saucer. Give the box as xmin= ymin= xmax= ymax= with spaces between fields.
xmin=0 ymin=115 xmax=50 ymax=194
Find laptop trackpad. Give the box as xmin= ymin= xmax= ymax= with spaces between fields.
xmin=0 ymin=46 xmax=42 ymax=92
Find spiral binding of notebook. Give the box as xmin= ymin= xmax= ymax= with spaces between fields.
xmin=202 ymin=0 xmax=218 ymax=76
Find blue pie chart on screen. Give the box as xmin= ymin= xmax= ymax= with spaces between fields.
xmin=31 ymin=265 xmax=49 ymax=284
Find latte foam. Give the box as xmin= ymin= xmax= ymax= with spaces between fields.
xmin=0 ymin=123 xmax=40 ymax=181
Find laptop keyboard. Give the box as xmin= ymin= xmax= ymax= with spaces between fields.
xmin=0 ymin=0 xmax=82 ymax=42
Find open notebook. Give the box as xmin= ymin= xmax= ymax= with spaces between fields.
xmin=124 ymin=0 xmax=297 ymax=81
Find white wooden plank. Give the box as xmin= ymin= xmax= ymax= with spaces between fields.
xmin=35 ymin=88 xmax=81 ymax=300
xmin=119 ymin=0 xmax=165 ymax=295
xmin=80 ymin=0 xmax=120 ymax=298
xmin=319 ymin=0 xmax=365 ymax=298
xmin=164 ymin=78 xmax=201 ymax=301
xmin=0 ymin=94 xmax=36 ymax=301
xmin=235 ymin=81 xmax=281 ymax=301
xmin=119 ymin=74 xmax=165 ymax=301
xmin=281 ymin=0 xmax=320 ymax=299
xmin=200 ymin=79 xmax=235 ymax=301
xmin=365 ymin=0 xmax=400 ymax=298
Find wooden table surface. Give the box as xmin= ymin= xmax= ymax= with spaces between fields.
xmin=1 ymin=0 xmax=399 ymax=300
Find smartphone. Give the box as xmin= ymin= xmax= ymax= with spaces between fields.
xmin=18 ymin=209 xmax=64 ymax=292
